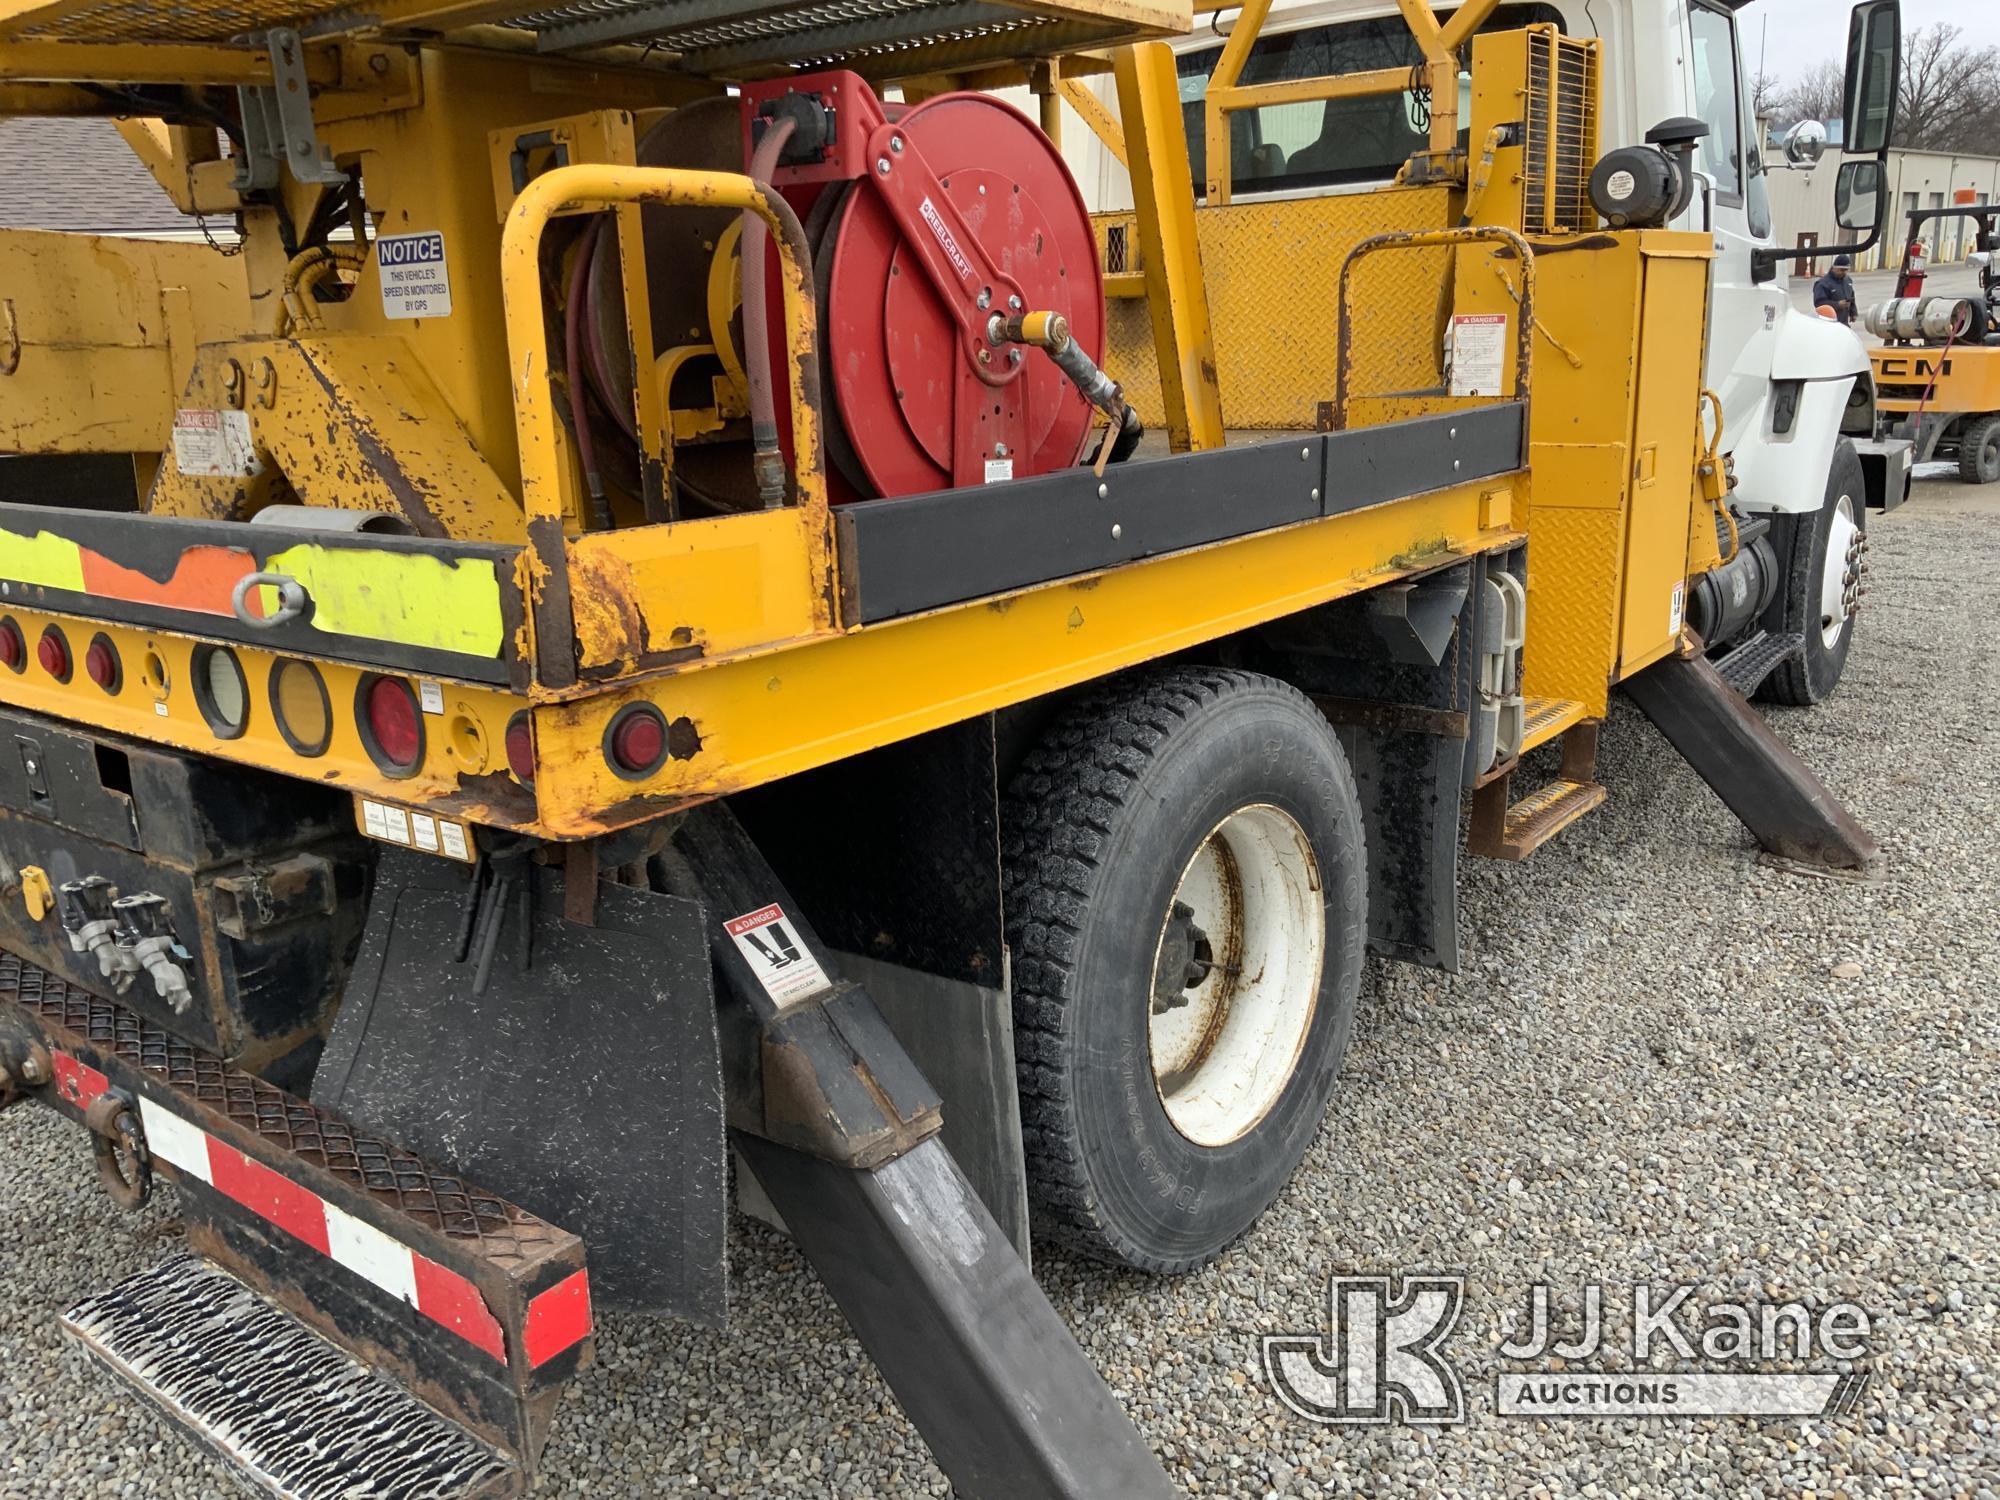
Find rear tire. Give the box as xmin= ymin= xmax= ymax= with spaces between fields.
xmin=1762 ymin=441 xmax=1865 ymax=707
xmin=1001 ymin=667 xmax=1366 ymax=1272
xmin=1959 ymin=413 xmax=2000 ymax=484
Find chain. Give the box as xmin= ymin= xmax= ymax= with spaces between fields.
xmin=197 ymin=215 xmax=245 ymax=258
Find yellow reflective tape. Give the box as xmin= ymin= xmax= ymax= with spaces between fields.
xmin=264 ymin=545 xmax=505 ymax=659
xmin=0 ymin=529 xmax=86 ymax=592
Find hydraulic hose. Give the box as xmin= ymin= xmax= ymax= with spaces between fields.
xmin=741 ymin=115 xmax=797 ymax=508
xmin=563 ymin=215 xmax=614 ymax=531
xmin=999 ymin=311 xmax=1144 ymax=467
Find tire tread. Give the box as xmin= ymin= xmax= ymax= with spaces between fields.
xmin=1000 ymin=667 xmax=1359 ymax=1272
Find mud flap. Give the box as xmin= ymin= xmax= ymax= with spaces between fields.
xmin=312 ymin=850 xmax=726 ymax=1322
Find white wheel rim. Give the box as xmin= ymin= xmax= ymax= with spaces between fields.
xmin=1819 ymin=494 xmax=1860 ymax=651
xmin=1147 ymin=804 xmax=1325 ymax=1147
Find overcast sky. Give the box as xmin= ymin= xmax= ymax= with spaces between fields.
xmin=1740 ymin=0 xmax=2000 ymax=83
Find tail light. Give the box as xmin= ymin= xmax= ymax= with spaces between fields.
xmin=37 ymin=626 xmax=70 ymax=681
xmin=604 ymin=705 xmax=668 ymax=779
xmin=504 ymin=713 xmax=535 ymax=784
xmin=85 ymin=635 xmax=121 ymax=693
xmin=270 ymin=659 xmax=332 ymax=757
xmin=192 ymin=645 xmax=249 ymax=739
xmin=360 ymin=675 xmax=424 ymax=777
xmin=0 ymin=619 xmax=22 ymax=672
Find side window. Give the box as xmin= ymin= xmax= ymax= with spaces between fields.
xmin=1179 ymin=3 xmax=1565 ymax=197
xmin=1688 ymin=3 xmax=1745 ymax=200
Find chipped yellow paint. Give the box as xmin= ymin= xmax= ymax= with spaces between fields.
xmin=0 ymin=527 xmax=85 ymax=591
xmin=264 ymin=544 xmax=507 ymax=658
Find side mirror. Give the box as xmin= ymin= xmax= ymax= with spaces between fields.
xmin=1783 ymin=120 xmax=1828 ymax=166
xmin=1843 ymin=1 xmax=1900 ymax=155
xmin=1834 ymin=158 xmax=1883 ymax=232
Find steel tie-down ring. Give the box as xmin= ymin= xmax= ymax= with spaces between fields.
xmin=85 ymin=1088 xmax=153 ymax=1211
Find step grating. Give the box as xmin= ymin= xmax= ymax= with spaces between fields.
xmin=64 ymin=1254 xmax=520 ymax=1500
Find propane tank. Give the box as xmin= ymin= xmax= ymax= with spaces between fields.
xmin=1864 ymin=294 xmax=1981 ymax=343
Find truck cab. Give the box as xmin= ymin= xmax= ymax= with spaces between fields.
xmin=1054 ymin=0 xmax=1903 ymax=699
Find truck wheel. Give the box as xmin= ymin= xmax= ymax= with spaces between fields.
xmin=1959 ymin=413 xmax=2000 ymax=484
xmin=1001 ymin=668 xmax=1366 ymax=1272
xmin=1763 ymin=440 xmax=1865 ymax=707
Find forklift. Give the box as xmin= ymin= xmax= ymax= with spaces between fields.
xmin=0 ymin=0 xmax=1898 ymax=1494
xmin=1861 ymin=203 xmax=2000 ymax=483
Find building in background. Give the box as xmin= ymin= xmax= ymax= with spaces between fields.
xmin=0 ymin=116 xmax=197 ymax=237
xmin=1759 ymin=118 xmax=1999 ymax=276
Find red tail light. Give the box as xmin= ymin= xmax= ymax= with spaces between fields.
xmin=37 ymin=627 xmax=70 ymax=681
xmin=0 ymin=620 xmax=22 ymax=672
xmin=504 ymin=714 xmax=535 ymax=783
xmin=85 ymin=637 xmax=120 ymax=692
xmin=605 ymin=705 xmax=668 ymax=778
xmin=361 ymin=676 xmax=424 ymax=775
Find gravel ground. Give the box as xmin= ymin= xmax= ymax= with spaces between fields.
xmin=3 ymin=477 xmax=1997 ymax=1498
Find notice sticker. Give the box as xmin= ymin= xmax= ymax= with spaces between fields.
xmin=724 ymin=903 xmax=831 ymax=1008
xmin=172 ymin=408 xmax=261 ymax=478
xmin=357 ymin=797 xmax=477 ymax=863
xmin=378 ymin=231 xmax=453 ymax=320
xmin=1449 ymin=313 xmax=1508 ymax=397
xmin=984 ymin=457 xmax=1014 ymax=485
xmin=418 ymin=680 xmax=445 ymax=715
xmin=1669 ymin=579 xmax=1686 ymax=635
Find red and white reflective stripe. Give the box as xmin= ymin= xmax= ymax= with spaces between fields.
xmin=48 ymin=1049 xmax=591 ymax=1370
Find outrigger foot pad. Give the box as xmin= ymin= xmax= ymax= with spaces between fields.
xmin=1624 ymin=649 xmax=1882 ymax=875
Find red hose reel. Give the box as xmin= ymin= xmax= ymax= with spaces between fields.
xmin=743 ymin=72 xmax=1106 ymax=499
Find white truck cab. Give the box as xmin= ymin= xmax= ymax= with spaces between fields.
xmin=1053 ymin=0 xmax=1906 ymax=702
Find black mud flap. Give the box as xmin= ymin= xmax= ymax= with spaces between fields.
xmin=312 ymin=850 xmax=726 ymax=1322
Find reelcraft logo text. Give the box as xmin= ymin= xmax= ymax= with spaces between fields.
xmin=1262 ymin=1274 xmax=1873 ymax=1426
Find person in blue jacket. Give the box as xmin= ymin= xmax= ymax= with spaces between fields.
xmin=1813 ymin=255 xmax=1857 ymax=324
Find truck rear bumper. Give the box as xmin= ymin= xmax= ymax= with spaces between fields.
xmin=0 ymin=949 xmax=592 ymax=1493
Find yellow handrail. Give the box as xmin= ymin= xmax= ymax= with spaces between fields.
xmin=498 ymin=163 xmax=830 ymax=690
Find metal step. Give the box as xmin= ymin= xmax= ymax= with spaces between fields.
xmin=1467 ymin=723 xmax=1606 ymax=862
xmin=0 ymin=952 xmax=592 ymax=1480
xmin=1713 ymin=630 xmax=1805 ymax=697
xmin=1495 ymin=777 xmax=1606 ymax=857
xmin=1518 ymin=695 xmax=1588 ymax=756
xmin=64 ymin=1254 xmax=520 ymax=1500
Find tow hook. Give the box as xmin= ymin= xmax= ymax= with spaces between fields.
xmin=85 ymin=1088 xmax=153 ymax=1210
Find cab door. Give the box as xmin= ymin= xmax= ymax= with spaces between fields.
xmin=1681 ymin=0 xmax=1786 ymax=458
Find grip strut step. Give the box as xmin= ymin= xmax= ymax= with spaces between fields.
xmin=64 ymin=1254 xmax=520 ymax=1500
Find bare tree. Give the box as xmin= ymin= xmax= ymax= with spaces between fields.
xmin=1894 ymin=23 xmax=2000 ymax=152
xmin=1750 ymin=70 xmax=1784 ymax=122
xmin=1777 ymin=58 xmax=1845 ymax=129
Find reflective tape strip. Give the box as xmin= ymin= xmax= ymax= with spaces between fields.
xmin=522 ymin=1268 xmax=593 ymax=1368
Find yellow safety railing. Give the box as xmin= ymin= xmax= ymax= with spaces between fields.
xmin=499 ymin=163 xmax=831 ymax=692
xmin=1332 ymin=225 xmax=1535 ymax=429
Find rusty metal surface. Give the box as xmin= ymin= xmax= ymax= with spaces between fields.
xmin=0 ymin=952 xmax=570 ymax=1270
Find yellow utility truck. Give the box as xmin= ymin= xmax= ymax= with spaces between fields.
xmin=0 ymin=0 xmax=1897 ymax=1494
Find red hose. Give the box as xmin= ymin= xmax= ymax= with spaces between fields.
xmin=564 ymin=216 xmax=613 ymax=530
xmin=741 ymin=115 xmax=796 ymax=508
